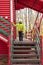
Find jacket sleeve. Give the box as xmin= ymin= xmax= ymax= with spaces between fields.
xmin=12 ymin=23 xmax=18 ymax=27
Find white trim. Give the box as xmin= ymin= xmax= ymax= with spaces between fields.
xmin=10 ymin=0 xmax=14 ymax=43
xmin=0 ymin=36 xmax=8 ymax=42
xmin=10 ymin=0 xmax=13 ymax=22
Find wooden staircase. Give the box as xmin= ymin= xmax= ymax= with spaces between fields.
xmin=10 ymin=40 xmax=41 ymax=65
xmin=0 ymin=0 xmax=10 ymax=39
xmin=0 ymin=17 xmax=10 ymax=39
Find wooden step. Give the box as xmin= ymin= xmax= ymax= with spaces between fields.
xmin=11 ymin=50 xmax=36 ymax=53
xmin=0 ymin=28 xmax=9 ymax=37
xmin=13 ymin=64 xmax=40 ymax=65
xmin=11 ymin=54 xmax=39 ymax=58
xmin=0 ymin=28 xmax=10 ymax=33
xmin=13 ymin=42 xmax=36 ymax=46
xmin=14 ymin=41 xmax=36 ymax=45
xmin=12 ymin=46 xmax=36 ymax=49
xmin=0 ymin=17 xmax=10 ymax=24
xmin=1 ymin=23 xmax=10 ymax=25
xmin=0 ymin=27 xmax=10 ymax=31
xmin=11 ymin=59 xmax=40 ymax=64
xmin=0 ymin=23 xmax=10 ymax=30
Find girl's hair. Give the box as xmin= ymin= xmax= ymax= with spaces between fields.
xmin=19 ymin=21 xmax=22 ymax=24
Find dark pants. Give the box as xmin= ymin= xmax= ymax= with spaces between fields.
xmin=18 ymin=31 xmax=23 ymax=41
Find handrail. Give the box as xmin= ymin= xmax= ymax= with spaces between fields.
xmin=0 ymin=23 xmax=10 ymax=30
xmin=33 ymin=26 xmax=40 ymax=57
xmin=0 ymin=36 xmax=8 ymax=42
xmin=0 ymin=17 xmax=10 ymax=24
xmin=34 ymin=26 xmax=40 ymax=44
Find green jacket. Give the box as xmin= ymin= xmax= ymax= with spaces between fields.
xmin=13 ymin=23 xmax=25 ymax=33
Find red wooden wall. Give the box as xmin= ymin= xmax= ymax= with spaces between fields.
xmin=0 ymin=0 xmax=10 ymax=21
xmin=0 ymin=39 xmax=8 ymax=54
xmin=0 ymin=0 xmax=16 ymax=54
xmin=0 ymin=0 xmax=10 ymax=54
xmin=0 ymin=0 xmax=43 ymax=65
xmin=16 ymin=0 xmax=43 ymax=13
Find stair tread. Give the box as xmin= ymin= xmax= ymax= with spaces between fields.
xmin=13 ymin=64 xmax=40 ymax=65
xmin=0 ymin=23 xmax=10 ymax=29
xmin=14 ymin=40 xmax=36 ymax=45
xmin=12 ymin=59 xmax=40 ymax=63
xmin=0 ymin=28 xmax=9 ymax=37
xmin=12 ymin=50 xmax=36 ymax=52
xmin=11 ymin=54 xmax=39 ymax=57
xmin=0 ymin=17 xmax=10 ymax=24
xmin=12 ymin=46 xmax=36 ymax=48
xmin=12 ymin=59 xmax=40 ymax=61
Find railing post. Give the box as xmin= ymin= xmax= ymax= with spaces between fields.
xmin=39 ymin=14 xmax=43 ymax=65
xmin=8 ymin=0 xmax=14 ymax=65
xmin=8 ymin=0 xmax=16 ymax=65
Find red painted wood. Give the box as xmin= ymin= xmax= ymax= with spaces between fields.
xmin=0 ymin=0 xmax=16 ymax=55
xmin=0 ymin=39 xmax=8 ymax=54
xmin=16 ymin=0 xmax=43 ymax=13
xmin=13 ymin=0 xmax=16 ymax=39
xmin=0 ymin=0 xmax=10 ymax=33
xmin=0 ymin=0 xmax=10 ymax=54
xmin=0 ymin=0 xmax=43 ymax=65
